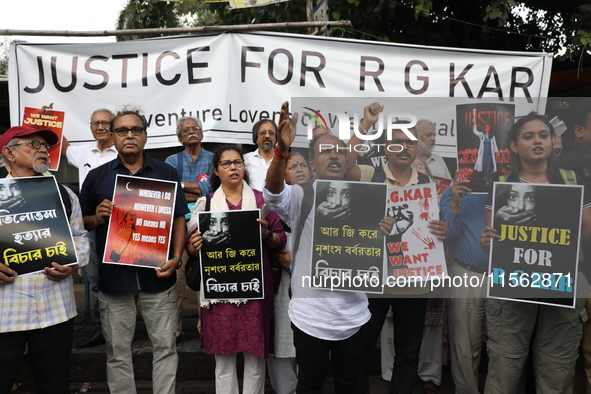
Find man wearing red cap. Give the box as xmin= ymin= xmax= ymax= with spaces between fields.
xmin=0 ymin=126 xmax=90 ymax=394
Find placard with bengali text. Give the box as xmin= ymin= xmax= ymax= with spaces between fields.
xmin=198 ymin=209 xmax=264 ymax=300
xmin=311 ymin=180 xmax=387 ymax=293
xmin=0 ymin=176 xmax=78 ymax=276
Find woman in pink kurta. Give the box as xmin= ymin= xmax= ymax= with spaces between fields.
xmin=186 ymin=145 xmax=286 ymax=394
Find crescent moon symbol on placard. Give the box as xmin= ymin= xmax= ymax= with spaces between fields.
xmin=125 ymin=182 xmax=134 ymax=192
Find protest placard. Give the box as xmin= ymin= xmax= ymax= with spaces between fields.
xmin=310 ymin=180 xmax=387 ymax=293
xmin=456 ymin=103 xmax=515 ymax=193
xmin=103 ymin=175 xmax=177 ymax=269
xmin=384 ymin=183 xmax=446 ymax=290
xmin=198 ymin=209 xmax=264 ymax=300
xmin=0 ymin=176 xmax=78 ymax=275
xmin=432 ymin=176 xmax=452 ymax=200
xmin=22 ymin=107 xmax=65 ymax=171
xmin=488 ymin=182 xmax=583 ymax=308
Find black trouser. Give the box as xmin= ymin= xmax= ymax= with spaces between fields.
xmin=361 ymin=297 xmax=428 ymax=394
xmin=292 ymin=323 xmax=366 ymax=394
xmin=0 ymin=319 xmax=74 ymax=394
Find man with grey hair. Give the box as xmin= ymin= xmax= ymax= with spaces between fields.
xmin=165 ymin=116 xmax=213 ymax=203
xmin=0 ymin=126 xmax=89 ymax=393
xmin=80 ymin=106 xmax=188 ymax=394
xmin=165 ymin=115 xmax=213 ymax=339
xmin=61 ymin=108 xmax=118 ymax=349
xmin=61 ymin=108 xmax=118 ymax=187
xmin=245 ymin=119 xmax=278 ymax=191
xmin=413 ymin=119 xmax=452 ymax=179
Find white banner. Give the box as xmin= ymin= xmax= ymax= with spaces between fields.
xmin=9 ymin=31 xmax=552 ymax=152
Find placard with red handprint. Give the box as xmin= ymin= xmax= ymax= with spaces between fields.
xmin=385 ymin=183 xmax=446 ymax=284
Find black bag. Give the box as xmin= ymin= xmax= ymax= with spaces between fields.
xmin=185 ymin=196 xmax=210 ymax=291
xmin=185 ymin=255 xmax=201 ymax=291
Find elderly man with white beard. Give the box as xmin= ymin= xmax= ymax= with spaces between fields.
xmin=165 ymin=115 xmax=213 ymax=340
xmin=413 ymin=119 xmax=452 ymax=180
xmin=0 ymin=126 xmax=89 ymax=394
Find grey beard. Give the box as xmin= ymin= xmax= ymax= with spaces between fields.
xmin=33 ymin=153 xmax=49 ymax=173
xmin=417 ymin=142 xmax=433 ymax=157
xmin=261 ymin=143 xmax=273 ymax=152
xmin=33 ymin=163 xmax=49 ymax=173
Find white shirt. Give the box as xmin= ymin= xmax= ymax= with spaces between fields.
xmin=244 ymin=150 xmax=273 ymax=191
xmin=425 ymin=153 xmax=452 ymax=179
xmin=263 ymin=183 xmax=370 ymax=341
xmin=66 ymin=142 xmax=118 ymax=187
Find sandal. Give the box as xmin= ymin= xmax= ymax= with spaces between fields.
xmin=421 ymin=380 xmax=440 ymax=394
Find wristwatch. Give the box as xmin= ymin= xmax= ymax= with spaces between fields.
xmin=172 ymin=256 xmax=182 ymax=269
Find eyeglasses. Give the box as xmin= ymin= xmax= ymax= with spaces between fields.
xmin=114 ymin=127 xmax=145 ymax=137
xmin=218 ymin=159 xmax=244 ymax=169
xmin=8 ymin=140 xmax=53 ymax=151
xmin=389 ymin=139 xmax=418 ymax=147
xmin=182 ymin=126 xmax=201 ymax=134
xmin=90 ymin=121 xmax=111 ymax=129
xmin=258 ymin=130 xmax=277 ymax=137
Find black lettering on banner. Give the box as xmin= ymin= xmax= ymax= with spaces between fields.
xmin=510 ymin=66 xmax=533 ymax=102
xmin=83 ymin=56 xmax=109 ymax=90
xmin=405 ymin=60 xmax=429 ymax=95
xmin=241 ymin=46 xmax=264 ymax=83
xmin=142 ymin=53 xmax=149 ymax=87
xmin=300 ymin=51 xmax=326 ymax=87
xmin=154 ymin=114 xmax=166 ymax=126
xmin=112 ymin=54 xmax=139 ymax=88
xmin=187 ymin=46 xmax=212 ymax=85
xmin=51 ymin=56 xmax=78 ymax=93
xmin=359 ymin=56 xmax=384 ymax=92
xmin=212 ymin=108 xmax=223 ymax=121
xmin=155 ymin=51 xmax=181 ymax=86
xmin=24 ymin=56 xmax=45 ymax=94
xmin=268 ymin=48 xmax=294 ymax=85
xmin=477 ymin=65 xmax=503 ymax=99
xmin=449 ymin=63 xmax=474 ymax=98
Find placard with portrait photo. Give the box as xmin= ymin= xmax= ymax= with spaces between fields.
xmin=310 ymin=180 xmax=387 ymax=293
xmin=0 ymin=176 xmax=78 ymax=276
xmin=488 ymin=182 xmax=583 ymax=308
xmin=198 ymin=209 xmax=264 ymax=300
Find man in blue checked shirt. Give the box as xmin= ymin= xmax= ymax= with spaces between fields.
xmin=165 ymin=116 xmax=214 ymax=209
xmin=165 ymin=115 xmax=213 ymax=339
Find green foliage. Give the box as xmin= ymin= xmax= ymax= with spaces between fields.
xmin=117 ymin=0 xmax=182 ymax=41
xmin=413 ymin=0 xmax=432 ymax=20
xmin=0 ymin=40 xmax=8 ymax=76
xmin=114 ymin=0 xmax=591 ymax=62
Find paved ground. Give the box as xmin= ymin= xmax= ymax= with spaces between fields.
xmin=11 ymin=276 xmax=591 ymax=393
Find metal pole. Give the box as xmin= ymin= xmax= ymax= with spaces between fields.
xmin=1 ymin=21 xmax=351 ymax=38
